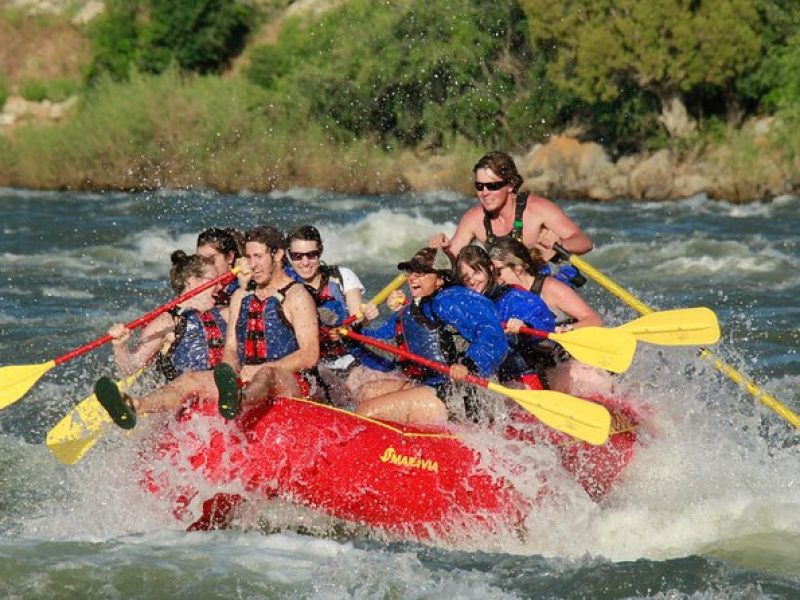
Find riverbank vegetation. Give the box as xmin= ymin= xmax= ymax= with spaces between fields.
xmin=0 ymin=0 xmax=799 ymax=200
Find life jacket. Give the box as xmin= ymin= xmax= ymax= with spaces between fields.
xmin=304 ymin=265 xmax=349 ymax=358
xmin=213 ymin=278 xmax=240 ymax=307
xmin=235 ymin=282 xmax=300 ymax=365
xmin=156 ymin=307 xmax=226 ymax=381
xmin=484 ymin=192 xmax=586 ymax=289
xmin=395 ymin=293 xmax=462 ymax=387
xmin=539 ymin=263 xmax=586 ymax=289
xmin=484 ymin=192 xmax=527 ymax=245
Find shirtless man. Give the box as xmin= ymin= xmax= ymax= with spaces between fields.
xmin=430 ymin=150 xmax=593 ymax=262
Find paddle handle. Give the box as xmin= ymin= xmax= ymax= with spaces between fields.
xmin=53 ymin=269 xmax=238 ymax=366
xmin=341 ymin=273 xmax=408 ymax=327
xmin=342 ymin=329 xmax=487 ymax=388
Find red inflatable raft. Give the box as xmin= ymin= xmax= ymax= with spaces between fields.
xmin=140 ymin=395 xmax=639 ymax=541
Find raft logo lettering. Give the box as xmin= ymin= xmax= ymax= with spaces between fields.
xmin=379 ymin=447 xmax=439 ymax=473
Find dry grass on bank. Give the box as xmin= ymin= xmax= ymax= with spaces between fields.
xmin=0 ymin=70 xmax=413 ymax=193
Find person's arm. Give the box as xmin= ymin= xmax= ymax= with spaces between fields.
xmin=527 ymin=196 xmax=593 ymax=255
xmin=109 ymin=314 xmax=173 ymax=375
xmin=339 ymin=267 xmax=367 ymax=317
xmin=541 ymin=278 xmax=602 ymax=330
xmin=271 ymin=284 xmax=320 ymax=372
xmin=429 ymin=208 xmax=481 ymax=261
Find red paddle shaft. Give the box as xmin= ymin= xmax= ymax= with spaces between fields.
xmin=342 ymin=329 xmax=486 ymax=388
xmin=53 ymin=271 xmax=236 ymax=366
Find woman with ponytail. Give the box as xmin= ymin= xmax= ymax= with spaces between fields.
xmin=107 ymin=251 xmax=229 ymax=380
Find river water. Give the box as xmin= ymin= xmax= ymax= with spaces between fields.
xmin=0 ymin=187 xmax=798 ymax=598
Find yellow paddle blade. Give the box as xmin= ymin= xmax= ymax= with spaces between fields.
xmin=487 ymin=382 xmax=611 ymax=446
xmin=46 ymin=396 xmax=111 ymax=465
xmin=617 ymin=307 xmax=720 ymax=346
xmin=550 ymin=327 xmax=636 ymax=373
xmin=46 ymin=368 xmax=144 ymax=465
xmin=0 ymin=361 xmax=56 ymax=409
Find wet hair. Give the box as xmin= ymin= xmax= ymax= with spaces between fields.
xmin=486 ymin=238 xmax=546 ymax=277
xmin=245 ymin=226 xmax=285 ymax=253
xmin=196 ymin=227 xmax=244 ymax=260
xmin=455 ymin=245 xmax=496 ymax=290
xmin=286 ymin=225 xmax=324 ymax=254
xmin=473 ymin=151 xmax=524 ymax=192
xmin=169 ymin=251 xmax=214 ymax=294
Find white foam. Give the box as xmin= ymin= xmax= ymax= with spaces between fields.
xmin=317 ymin=209 xmax=457 ymax=268
xmin=41 ymin=287 xmax=95 ymax=300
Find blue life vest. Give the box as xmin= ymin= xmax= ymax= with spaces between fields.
xmin=157 ymin=307 xmax=226 ymax=380
xmin=287 ymin=264 xmax=349 ymax=326
xmin=539 ymin=263 xmax=586 ymax=289
xmin=236 ymin=282 xmax=300 ymax=365
xmin=391 ymin=286 xmax=508 ymax=386
xmin=395 ymin=301 xmax=457 ymax=386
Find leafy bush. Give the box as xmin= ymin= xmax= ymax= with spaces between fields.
xmin=85 ymin=0 xmax=140 ymax=83
xmin=87 ymin=0 xmax=255 ymax=83
xmin=247 ymin=0 xmax=540 ymax=150
xmin=20 ymin=78 xmax=79 ymax=102
xmin=139 ymin=0 xmax=255 ymax=75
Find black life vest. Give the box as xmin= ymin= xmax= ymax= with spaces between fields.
xmin=484 ymin=192 xmax=528 ymax=245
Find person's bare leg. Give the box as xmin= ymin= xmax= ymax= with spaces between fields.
xmin=356 ymin=377 xmax=412 ymax=404
xmin=135 ymin=371 xmax=215 ymax=413
xmin=345 ymin=365 xmax=405 ymax=403
xmin=242 ymin=366 xmax=305 ymax=403
xmin=355 ymin=385 xmax=448 ymax=424
xmin=545 ymin=360 xmax=613 ymax=397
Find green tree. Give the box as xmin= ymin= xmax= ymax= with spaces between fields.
xmin=138 ymin=0 xmax=254 ymax=75
xmin=86 ymin=0 xmax=140 ymax=83
xmin=247 ymin=0 xmax=553 ymax=150
xmin=87 ymin=0 xmax=254 ymax=82
xmin=520 ymin=0 xmax=763 ymax=137
xmin=735 ymin=1 xmax=800 ymax=111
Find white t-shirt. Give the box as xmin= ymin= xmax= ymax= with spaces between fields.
xmin=337 ymin=266 xmax=365 ymax=295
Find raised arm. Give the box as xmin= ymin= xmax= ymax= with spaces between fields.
xmin=109 ymin=314 xmax=173 ymax=375
xmin=429 ymin=207 xmax=482 ymax=262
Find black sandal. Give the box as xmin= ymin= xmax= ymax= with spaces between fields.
xmin=94 ymin=376 xmax=137 ymax=429
xmin=215 ymin=363 xmax=241 ymax=420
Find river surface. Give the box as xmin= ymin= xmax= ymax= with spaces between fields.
xmin=0 ymin=187 xmax=798 ymax=598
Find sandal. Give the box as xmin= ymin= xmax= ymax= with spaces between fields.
xmin=94 ymin=376 xmax=137 ymax=429
xmin=215 ymin=363 xmax=241 ymax=420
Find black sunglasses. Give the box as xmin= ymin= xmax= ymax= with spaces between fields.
xmin=474 ymin=180 xmax=506 ymax=191
xmin=288 ymin=249 xmax=321 ymax=261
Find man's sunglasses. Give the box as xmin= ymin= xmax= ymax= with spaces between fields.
xmin=288 ymin=249 xmax=321 ymax=261
xmin=474 ymin=180 xmax=506 ymax=191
